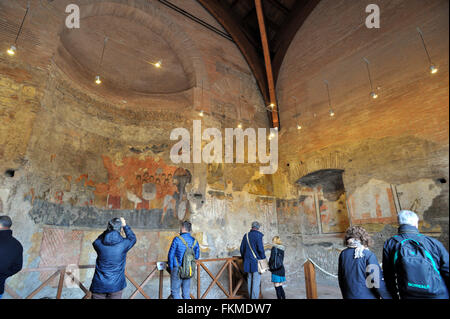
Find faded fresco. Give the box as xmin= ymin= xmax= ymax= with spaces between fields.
xmin=319 ymin=192 xmax=350 ymax=233
xmin=299 ymin=194 xmax=319 ymax=235
xmin=276 ymin=199 xmax=301 ymax=235
xmin=27 ymin=156 xmax=192 ymax=230
xmin=347 ymin=179 xmax=398 ymax=225
xmin=277 ymin=189 xmax=350 ymax=235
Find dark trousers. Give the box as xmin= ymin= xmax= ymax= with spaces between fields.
xmin=91 ymin=290 xmax=123 ymax=299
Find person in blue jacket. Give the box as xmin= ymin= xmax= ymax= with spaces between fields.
xmin=90 ymin=217 xmax=136 ymax=299
xmin=383 ymin=210 xmax=449 ymax=299
xmin=240 ymin=221 xmax=266 ymax=299
xmin=167 ymin=220 xmax=200 ymax=299
xmin=338 ymin=225 xmax=392 ymax=299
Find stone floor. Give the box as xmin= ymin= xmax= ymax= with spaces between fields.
xmin=261 ymin=281 xmax=342 ymax=299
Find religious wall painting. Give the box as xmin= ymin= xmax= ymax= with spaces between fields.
xmin=28 ymin=156 xmax=192 ymax=230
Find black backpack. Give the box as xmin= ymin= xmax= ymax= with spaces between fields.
xmin=176 ymin=235 xmax=197 ymax=279
xmin=393 ymin=237 xmax=446 ymax=298
xmin=269 ymin=247 xmax=283 ymax=271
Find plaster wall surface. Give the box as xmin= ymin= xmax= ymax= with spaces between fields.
xmin=0 ymin=0 xmax=448 ymax=298
xmin=274 ymin=0 xmax=449 ymax=280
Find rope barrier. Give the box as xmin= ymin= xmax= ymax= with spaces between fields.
xmin=303 ymin=258 xmax=338 ymax=278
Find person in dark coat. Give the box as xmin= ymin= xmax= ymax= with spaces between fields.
xmin=167 ymin=220 xmax=200 ymax=299
xmin=240 ymin=221 xmax=266 ymax=299
xmin=338 ymin=225 xmax=391 ymax=299
xmin=383 ymin=210 xmax=449 ymax=299
xmin=269 ymin=236 xmax=286 ymax=299
xmin=0 ymin=216 xmax=23 ymax=299
xmin=89 ymin=217 xmax=136 ymax=299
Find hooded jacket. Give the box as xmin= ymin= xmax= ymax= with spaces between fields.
xmin=269 ymin=244 xmax=285 ymax=277
xmin=338 ymin=246 xmax=391 ymax=299
xmin=167 ymin=232 xmax=200 ymax=271
xmin=0 ymin=230 xmax=23 ymax=295
xmin=240 ymin=229 xmax=266 ymax=273
xmin=382 ymin=224 xmax=449 ymax=299
xmin=89 ymin=225 xmax=136 ymax=293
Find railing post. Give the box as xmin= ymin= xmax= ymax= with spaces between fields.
xmin=304 ymin=260 xmax=318 ymax=299
xmin=56 ymin=269 xmax=65 ymax=299
xmin=228 ymin=260 xmax=232 ymax=297
xmin=159 ymin=270 xmax=164 ymax=299
xmin=197 ymin=261 xmax=201 ymax=299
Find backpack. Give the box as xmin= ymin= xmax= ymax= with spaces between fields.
xmin=393 ymin=237 xmax=446 ymax=298
xmin=269 ymin=248 xmax=282 ymax=271
xmin=176 ymin=235 xmax=197 ymax=279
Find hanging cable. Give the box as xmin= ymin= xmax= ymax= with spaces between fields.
xmin=14 ymin=1 xmax=30 ymax=45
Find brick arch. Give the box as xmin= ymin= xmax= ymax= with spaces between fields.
xmin=285 ymin=150 xmax=350 ymax=185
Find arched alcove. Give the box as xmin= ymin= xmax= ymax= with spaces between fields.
xmin=296 ymin=169 xmax=350 ymax=234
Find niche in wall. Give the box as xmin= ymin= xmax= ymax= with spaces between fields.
xmin=296 ymin=169 xmax=350 ymax=234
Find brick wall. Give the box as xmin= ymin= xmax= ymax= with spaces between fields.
xmin=274 ymin=0 xmax=449 ymax=273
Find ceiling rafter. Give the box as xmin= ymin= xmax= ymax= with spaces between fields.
xmin=255 ymin=0 xmax=279 ymax=128
xmin=197 ymin=0 xmax=320 ymax=128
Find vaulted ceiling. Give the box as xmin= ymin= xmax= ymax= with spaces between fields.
xmin=0 ymin=0 xmax=320 ymax=129
xmin=197 ymin=0 xmax=321 ymax=129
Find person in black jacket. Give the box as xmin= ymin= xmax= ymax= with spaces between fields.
xmin=89 ymin=217 xmax=136 ymax=299
xmin=0 ymin=216 xmax=23 ymax=299
xmin=383 ymin=210 xmax=449 ymax=299
xmin=338 ymin=225 xmax=391 ymax=299
xmin=269 ymin=236 xmax=286 ymax=299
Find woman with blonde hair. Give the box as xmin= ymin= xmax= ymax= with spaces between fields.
xmin=269 ymin=236 xmax=286 ymax=299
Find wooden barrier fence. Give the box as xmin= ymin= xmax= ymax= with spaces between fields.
xmin=4 ymin=257 xmax=247 ymax=299
xmin=5 ymin=258 xmax=320 ymax=299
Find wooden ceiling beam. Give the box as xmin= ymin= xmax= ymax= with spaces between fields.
xmin=271 ymin=0 xmax=321 ymax=83
xmin=255 ymin=0 xmax=279 ymax=128
xmin=196 ymin=0 xmax=270 ymax=106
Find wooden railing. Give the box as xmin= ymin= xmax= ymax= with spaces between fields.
xmin=5 ymin=258 xmax=321 ymax=299
xmin=4 ymin=257 xmax=247 ymax=299
xmin=196 ymin=257 xmax=245 ymax=299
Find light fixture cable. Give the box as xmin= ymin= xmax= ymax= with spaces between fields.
xmin=199 ymin=79 xmax=204 ymax=117
xmin=94 ymin=37 xmax=108 ymax=84
xmin=324 ymin=80 xmax=331 ymax=107
xmin=417 ymin=27 xmax=433 ymax=65
xmin=363 ymin=57 xmax=378 ymax=99
xmin=324 ymin=80 xmax=335 ymax=116
xmin=417 ymin=27 xmax=438 ymax=74
xmin=14 ymin=1 xmax=30 ymax=46
xmin=293 ymin=96 xmax=301 ymax=129
xmin=238 ymin=79 xmax=242 ymax=128
xmin=98 ymin=36 xmax=108 ymax=72
xmin=363 ymin=57 xmax=374 ymax=91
